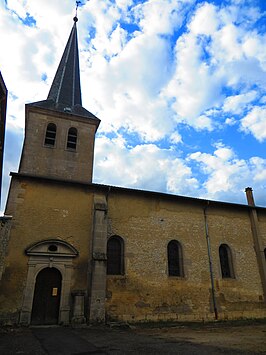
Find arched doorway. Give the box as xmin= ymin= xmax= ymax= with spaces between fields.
xmin=31 ymin=267 xmax=62 ymax=325
xmin=20 ymin=239 xmax=78 ymax=325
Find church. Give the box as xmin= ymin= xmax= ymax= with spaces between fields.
xmin=0 ymin=17 xmax=266 ymax=326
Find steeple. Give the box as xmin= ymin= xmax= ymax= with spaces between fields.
xmin=19 ymin=15 xmax=100 ymax=183
xmin=30 ymin=16 xmax=98 ymax=120
xmin=47 ymin=17 xmax=82 ymax=108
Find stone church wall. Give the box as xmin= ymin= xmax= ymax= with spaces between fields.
xmin=0 ymin=218 xmax=12 ymax=281
xmin=0 ymin=175 xmax=94 ymax=324
xmin=1 ymin=178 xmax=265 ymax=325
xmin=106 ymin=190 xmax=266 ymax=322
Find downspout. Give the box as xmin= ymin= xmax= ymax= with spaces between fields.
xmin=203 ymin=202 xmax=218 ymax=320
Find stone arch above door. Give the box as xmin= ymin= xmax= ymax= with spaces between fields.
xmin=26 ymin=239 xmax=78 ymax=257
xmin=20 ymin=239 xmax=78 ymax=325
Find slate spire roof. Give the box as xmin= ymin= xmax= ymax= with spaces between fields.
xmin=29 ymin=17 xmax=99 ymax=122
xmin=47 ymin=17 xmax=82 ymax=107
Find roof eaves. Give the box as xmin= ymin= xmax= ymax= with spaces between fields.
xmin=10 ymin=172 xmax=266 ymax=211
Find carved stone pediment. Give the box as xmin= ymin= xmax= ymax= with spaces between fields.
xmin=26 ymin=239 xmax=78 ymax=258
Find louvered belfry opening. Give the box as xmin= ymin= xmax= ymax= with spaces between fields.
xmin=67 ymin=127 xmax=77 ymax=150
xmin=44 ymin=123 xmax=57 ymax=146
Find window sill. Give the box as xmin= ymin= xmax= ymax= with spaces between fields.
xmin=43 ymin=144 xmax=56 ymax=149
xmin=107 ymin=274 xmax=125 ymax=279
xmin=65 ymin=148 xmax=77 ymax=153
xmin=168 ymin=276 xmax=186 ymax=280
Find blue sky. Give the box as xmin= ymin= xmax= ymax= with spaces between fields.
xmin=0 ymin=0 xmax=266 ymax=211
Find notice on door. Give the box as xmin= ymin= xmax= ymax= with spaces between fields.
xmin=52 ymin=288 xmax=58 ymax=296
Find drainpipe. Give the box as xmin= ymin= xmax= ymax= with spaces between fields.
xmin=245 ymin=187 xmax=266 ymax=302
xmin=203 ymin=202 xmax=218 ymax=320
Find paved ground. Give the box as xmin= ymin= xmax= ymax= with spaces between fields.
xmin=0 ymin=320 xmax=265 ymax=354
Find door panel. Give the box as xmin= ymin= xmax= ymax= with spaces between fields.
xmin=31 ymin=267 xmax=62 ymax=325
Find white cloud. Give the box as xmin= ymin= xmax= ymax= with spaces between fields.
xmin=163 ymin=32 xmax=222 ymax=128
xmin=170 ymin=131 xmax=182 ymax=144
xmin=189 ymin=143 xmax=266 ymax=205
xmin=82 ymin=29 xmax=176 ymax=141
xmin=225 ymin=117 xmax=237 ymax=126
xmin=213 ymin=143 xmax=234 ymax=161
xmin=223 ymin=91 xmax=257 ymax=115
xmin=189 ymin=3 xmax=218 ymax=35
xmin=243 ymin=35 xmax=266 ymax=71
xmin=94 ymin=135 xmax=198 ymax=195
xmin=241 ymin=106 xmax=266 ymax=142
xmin=250 ymin=157 xmax=266 ymax=182
xmin=6 ymin=0 xmax=28 ymax=19
xmin=133 ymin=0 xmax=189 ymax=36
xmin=213 ymin=24 xmax=244 ymax=62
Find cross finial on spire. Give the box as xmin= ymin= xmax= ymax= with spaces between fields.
xmin=74 ymin=1 xmax=81 ymax=22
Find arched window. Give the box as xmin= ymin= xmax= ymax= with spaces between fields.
xmin=44 ymin=123 xmax=56 ymax=146
xmin=167 ymin=240 xmax=184 ymax=277
xmin=67 ymin=127 xmax=77 ymax=150
xmin=219 ymin=244 xmax=234 ymax=278
xmin=107 ymin=236 xmax=124 ymax=275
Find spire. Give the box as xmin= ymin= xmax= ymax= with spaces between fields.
xmin=47 ymin=17 xmax=82 ymax=108
xmin=29 ymin=15 xmax=99 ymax=121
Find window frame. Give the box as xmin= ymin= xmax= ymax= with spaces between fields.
xmin=106 ymin=235 xmax=125 ymax=276
xmin=44 ymin=123 xmax=57 ymax=147
xmin=66 ymin=127 xmax=78 ymax=151
xmin=219 ymin=243 xmax=235 ymax=279
xmin=167 ymin=240 xmax=184 ymax=277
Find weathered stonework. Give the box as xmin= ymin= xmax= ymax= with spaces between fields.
xmin=0 ymin=176 xmax=94 ymax=324
xmin=19 ymin=106 xmax=98 ymax=183
xmin=88 ymin=194 xmax=108 ymax=323
xmin=0 ymin=217 xmax=12 ymax=281
xmin=105 ymin=190 xmax=266 ymax=322
xmin=1 ymin=176 xmax=265 ymax=325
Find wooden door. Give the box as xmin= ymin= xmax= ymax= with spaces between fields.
xmin=31 ymin=267 xmax=62 ymax=325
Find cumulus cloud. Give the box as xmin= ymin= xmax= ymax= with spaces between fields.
xmin=241 ymin=106 xmax=266 ymax=142
xmin=163 ymin=31 xmax=223 ymax=129
xmin=189 ymin=2 xmax=218 ymax=36
xmin=94 ymin=135 xmax=198 ymax=195
xmin=189 ymin=143 xmax=266 ymax=205
xmin=133 ymin=0 xmax=187 ymax=36
xmin=223 ymin=91 xmax=257 ymax=115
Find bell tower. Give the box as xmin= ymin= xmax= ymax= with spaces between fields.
xmin=19 ymin=17 xmax=100 ymax=183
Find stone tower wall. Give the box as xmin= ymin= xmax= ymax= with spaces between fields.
xmin=19 ymin=106 xmax=97 ymax=183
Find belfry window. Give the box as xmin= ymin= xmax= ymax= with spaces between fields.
xmin=167 ymin=240 xmax=184 ymax=277
xmin=107 ymin=236 xmax=124 ymax=275
xmin=67 ymin=127 xmax=77 ymax=150
xmin=219 ymin=244 xmax=234 ymax=278
xmin=44 ymin=123 xmax=56 ymax=146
